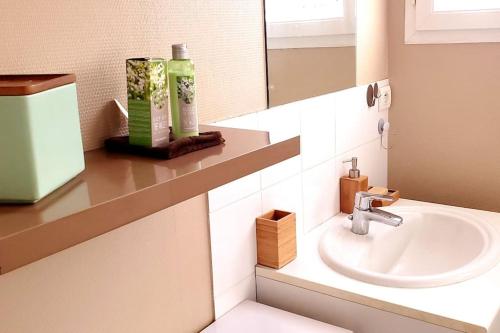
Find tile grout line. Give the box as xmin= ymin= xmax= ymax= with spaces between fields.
xmin=214 ymin=271 xmax=256 ymax=302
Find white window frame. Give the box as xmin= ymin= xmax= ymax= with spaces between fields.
xmin=405 ymin=0 xmax=500 ymax=44
xmin=266 ymin=0 xmax=356 ymax=49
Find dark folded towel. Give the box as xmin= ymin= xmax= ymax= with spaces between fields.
xmin=104 ymin=131 xmax=225 ymax=159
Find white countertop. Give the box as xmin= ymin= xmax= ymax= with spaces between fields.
xmin=256 ymin=199 xmax=500 ymax=333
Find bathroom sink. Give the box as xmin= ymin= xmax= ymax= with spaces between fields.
xmin=319 ymin=206 xmax=500 ymax=288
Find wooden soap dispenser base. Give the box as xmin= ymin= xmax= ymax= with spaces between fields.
xmin=340 ymin=157 xmax=368 ymax=214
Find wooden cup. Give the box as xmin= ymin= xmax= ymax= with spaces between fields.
xmin=256 ymin=210 xmax=297 ymax=269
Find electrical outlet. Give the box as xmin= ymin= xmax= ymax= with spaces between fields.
xmin=379 ymin=85 xmax=392 ymax=110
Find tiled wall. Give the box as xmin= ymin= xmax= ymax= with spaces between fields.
xmin=208 ymin=80 xmax=390 ymax=318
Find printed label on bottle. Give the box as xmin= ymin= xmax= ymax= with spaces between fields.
xmin=151 ymin=100 xmax=169 ymax=146
xmin=176 ymin=75 xmax=198 ymax=132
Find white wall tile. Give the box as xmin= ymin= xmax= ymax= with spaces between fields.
xmin=300 ymin=94 xmax=336 ymax=170
xmin=212 ymin=112 xmax=260 ymax=131
xmin=302 ymin=160 xmax=337 ymax=233
xmin=257 ymin=103 xmax=301 ymax=144
xmin=261 ymin=175 xmax=304 ymax=251
xmin=214 ymin=273 xmax=256 ymax=319
xmin=208 ymin=172 xmax=261 ymax=212
xmin=335 ymin=85 xmax=388 ymax=155
xmin=209 ymin=193 xmax=262 ymax=297
xmin=335 ymin=139 xmax=388 ymax=190
xmin=261 ymin=156 xmax=301 ymax=189
xmin=209 ymin=80 xmax=390 ymax=321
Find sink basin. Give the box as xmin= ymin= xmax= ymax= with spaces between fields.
xmin=319 ymin=206 xmax=500 ymax=288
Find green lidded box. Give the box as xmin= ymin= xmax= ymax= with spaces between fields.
xmin=127 ymin=58 xmax=169 ymax=147
xmin=0 ymin=74 xmax=85 ymax=203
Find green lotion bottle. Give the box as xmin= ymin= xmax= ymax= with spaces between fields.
xmin=168 ymin=44 xmax=199 ymax=138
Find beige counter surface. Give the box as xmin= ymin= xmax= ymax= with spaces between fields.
xmin=0 ymin=125 xmax=299 ymax=274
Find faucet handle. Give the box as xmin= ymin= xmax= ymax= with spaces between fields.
xmin=354 ymin=191 xmax=394 ymax=210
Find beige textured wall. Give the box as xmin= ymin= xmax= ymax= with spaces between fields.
xmin=0 ymin=0 xmax=267 ymax=151
xmin=388 ymin=1 xmax=500 ymax=212
xmin=0 ymin=195 xmax=214 ymax=333
xmin=356 ymin=0 xmax=389 ymax=85
xmin=267 ymin=47 xmax=356 ymax=107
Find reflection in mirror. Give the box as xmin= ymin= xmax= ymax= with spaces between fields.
xmin=265 ymin=0 xmax=357 ymax=107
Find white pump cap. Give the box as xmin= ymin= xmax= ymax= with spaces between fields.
xmin=172 ymin=44 xmax=189 ymax=60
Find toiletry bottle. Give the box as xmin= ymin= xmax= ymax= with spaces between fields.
xmin=168 ymin=44 xmax=199 ymax=139
xmin=127 ymin=58 xmax=169 ymax=147
xmin=340 ymin=157 xmax=368 ymax=214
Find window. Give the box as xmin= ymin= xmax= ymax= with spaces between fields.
xmin=405 ymin=0 xmax=500 ymax=44
xmin=266 ymin=0 xmax=344 ymax=23
xmin=433 ymin=0 xmax=500 ymax=12
xmin=265 ymin=0 xmax=356 ymax=49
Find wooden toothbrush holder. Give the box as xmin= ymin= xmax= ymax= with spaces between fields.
xmin=256 ymin=210 xmax=297 ymax=269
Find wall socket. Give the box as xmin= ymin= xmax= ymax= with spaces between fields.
xmin=378 ymin=85 xmax=392 ymax=110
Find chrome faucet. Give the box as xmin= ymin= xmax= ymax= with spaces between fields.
xmin=347 ymin=192 xmax=403 ymax=235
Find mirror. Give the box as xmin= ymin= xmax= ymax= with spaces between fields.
xmin=264 ymin=0 xmax=357 ymax=107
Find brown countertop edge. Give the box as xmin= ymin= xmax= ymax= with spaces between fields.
xmin=0 ymin=126 xmax=300 ymax=274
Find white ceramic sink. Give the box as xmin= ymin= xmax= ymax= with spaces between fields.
xmin=319 ymin=206 xmax=500 ymax=288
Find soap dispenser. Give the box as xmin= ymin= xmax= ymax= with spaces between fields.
xmin=340 ymin=157 xmax=368 ymax=214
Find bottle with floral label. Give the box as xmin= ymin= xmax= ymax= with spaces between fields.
xmin=168 ymin=44 xmax=199 ymax=139
xmin=127 ymin=58 xmax=169 ymax=147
